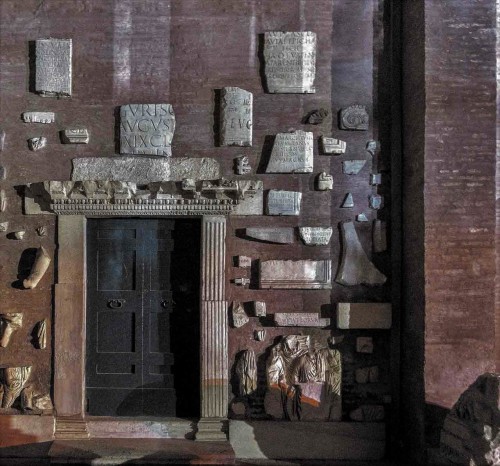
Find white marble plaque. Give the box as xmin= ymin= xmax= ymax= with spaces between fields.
xmin=35 ymin=39 xmax=72 ymax=97
xmin=273 ymin=313 xmax=330 ymax=327
xmin=260 ymin=260 xmax=332 ymax=290
xmin=220 ymin=87 xmax=252 ymax=146
xmin=321 ymin=137 xmax=346 ymax=155
xmin=298 ymin=227 xmax=333 ymax=246
xmin=62 ymin=128 xmax=89 ymax=144
xmin=265 ymin=130 xmax=313 ymax=173
xmin=264 ymin=31 xmax=316 ymax=93
xmin=22 ymin=112 xmax=55 ymax=124
xmin=267 ymin=190 xmax=302 ymax=216
xmin=245 ymin=227 xmax=294 ymax=244
xmin=120 ymin=104 xmax=175 ymax=156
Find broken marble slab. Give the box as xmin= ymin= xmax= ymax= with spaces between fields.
xmin=220 ymin=87 xmax=252 ymax=147
xmin=373 ymin=220 xmax=387 ymax=253
xmin=28 ymin=137 xmax=47 ymax=151
xmin=35 ymin=39 xmax=72 ymax=97
xmin=321 ymin=137 xmax=346 ymax=155
xmin=356 ymin=213 xmax=369 ymax=222
xmin=232 ymin=302 xmax=250 ymax=328
xmin=264 ymin=31 xmax=316 ymax=94
xmin=342 ymin=160 xmax=366 ymax=175
xmin=252 ymin=301 xmax=267 ymax=317
xmin=335 ymin=221 xmax=387 ymax=286
xmin=267 ymin=190 xmax=302 ymax=216
xmin=71 ymin=157 xmax=220 ymax=183
xmin=369 ymin=194 xmax=383 ymax=210
xmin=265 ymin=130 xmax=313 ymax=173
xmin=341 ymin=193 xmax=354 ymax=208
xmin=336 ymin=303 xmax=392 ymax=329
xmin=61 ymin=128 xmax=89 ymax=144
xmin=273 ymin=313 xmax=330 ymax=327
xmin=260 ymin=260 xmax=332 ymax=290
xmin=22 ymin=112 xmax=55 ymax=124
xmin=246 ymin=227 xmax=294 ymax=244
xmin=120 ymin=104 xmax=175 ymax=156
xmin=298 ymin=227 xmax=333 ymax=246
xmin=339 ymin=105 xmax=369 ymax=131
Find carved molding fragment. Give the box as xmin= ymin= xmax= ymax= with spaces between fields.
xmin=260 ymin=260 xmax=332 ymax=290
xmin=273 ymin=313 xmax=330 ymax=327
xmin=28 ymin=137 xmax=47 ymax=151
xmin=316 ymin=172 xmax=333 ymax=191
xmin=245 ymin=227 xmax=294 ymax=244
xmin=298 ymin=227 xmax=333 ymax=246
xmin=339 ymin=105 xmax=369 ymax=131
xmin=35 ymin=319 xmax=47 ymax=349
xmin=235 ymin=155 xmax=251 ymax=175
xmin=220 ymin=87 xmax=252 ymax=147
xmin=235 ymin=350 xmax=257 ymax=396
xmin=0 ymin=313 xmax=23 ymax=347
xmin=321 ymin=137 xmax=346 ymax=155
xmin=35 ymin=39 xmax=72 ymax=97
xmin=335 ymin=222 xmax=386 ymax=286
xmin=23 ymin=246 xmax=51 ymax=289
xmin=341 ymin=193 xmax=354 ymax=208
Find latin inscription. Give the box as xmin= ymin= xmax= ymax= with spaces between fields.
xmin=220 ymin=87 xmax=252 ymax=146
xmin=35 ymin=39 xmax=72 ymax=97
xmin=265 ymin=130 xmax=313 ymax=173
xmin=273 ymin=313 xmax=330 ymax=327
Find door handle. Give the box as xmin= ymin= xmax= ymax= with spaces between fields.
xmin=108 ymin=299 xmax=126 ymax=309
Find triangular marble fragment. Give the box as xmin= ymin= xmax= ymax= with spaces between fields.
xmin=342 ymin=160 xmax=366 ymax=175
xmin=335 ymin=221 xmax=387 ymax=286
xmin=245 ymin=227 xmax=294 ymax=244
xmin=341 ymin=193 xmax=354 ymax=208
xmin=232 ymin=302 xmax=250 ymax=328
xmin=356 ymin=213 xmax=369 ymax=222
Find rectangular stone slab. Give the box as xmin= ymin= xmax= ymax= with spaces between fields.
xmin=71 ymin=157 xmax=220 ymax=183
xmin=336 ymin=303 xmax=392 ymax=329
xmin=273 ymin=313 xmax=330 ymax=327
xmin=35 ymin=39 xmax=72 ymax=97
xmin=260 ymin=260 xmax=332 ymax=289
xmin=220 ymin=87 xmax=252 ymax=146
xmin=22 ymin=112 xmax=55 ymax=124
xmin=266 ymin=190 xmax=302 ymax=216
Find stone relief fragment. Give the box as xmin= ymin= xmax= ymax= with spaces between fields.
xmin=220 ymin=87 xmax=252 ymax=146
xmin=22 ymin=112 xmax=55 ymax=124
xmin=234 ymin=155 xmax=251 ymax=175
xmin=267 ymin=190 xmax=302 ymax=216
xmin=35 ymin=39 xmax=72 ymax=97
xmin=35 ymin=319 xmax=47 ymax=349
xmin=0 ymin=366 xmax=32 ymax=408
xmin=370 ymin=173 xmax=382 ymax=185
xmin=13 ymin=231 xmax=26 ymax=240
xmin=36 ymin=226 xmax=47 ymax=237
xmin=298 ymin=227 xmax=333 ymax=246
xmin=235 ymin=350 xmax=258 ymax=396
xmin=28 ymin=137 xmax=47 ymax=151
xmin=245 ymin=227 xmax=294 ymax=244
xmin=273 ymin=313 xmax=330 ymax=327
xmin=120 ymin=104 xmax=175 ymax=156
xmin=0 ymin=190 xmax=6 ymax=212
xmin=233 ymin=277 xmax=250 ymax=287
xmin=265 ymin=335 xmax=341 ymax=421
xmin=339 ymin=105 xmax=369 ymax=131
xmin=23 ymin=246 xmax=51 ymax=289
xmin=369 ymin=194 xmax=383 ymax=210
xmin=356 ymin=213 xmax=369 ymax=222
xmin=356 ymin=337 xmax=374 ymax=354
xmin=254 ymin=330 xmax=266 ymax=341
xmin=236 ymin=256 xmax=252 ymax=268
xmin=0 ymin=313 xmax=23 ymax=347
xmin=61 ymin=128 xmax=89 ymax=144
xmin=252 ymin=301 xmax=267 ymax=317
xmin=316 ymin=172 xmax=333 ymax=191
xmin=232 ymin=302 xmax=250 ymax=328
xmin=373 ymin=220 xmax=387 ymax=253
xmin=305 ymin=108 xmax=328 ymax=125
xmin=341 ymin=193 xmax=354 ymax=208
xmin=321 ymin=137 xmax=346 ymax=155
xmin=260 ymin=260 xmax=332 ymax=290
xmin=265 ymin=130 xmax=313 ymax=173
xmin=264 ymin=31 xmax=316 ymax=94
xmin=342 ymin=160 xmax=366 ymax=175
xmin=335 ymin=222 xmax=387 ymax=286
xmin=349 ymin=405 xmax=385 ymax=422
xmin=337 ymin=303 xmax=392 ymax=329
xmin=0 ymin=222 xmax=8 ymax=232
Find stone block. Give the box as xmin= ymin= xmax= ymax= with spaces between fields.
xmin=35 ymin=39 xmax=72 ymax=97
xmin=337 ymin=303 xmax=392 ymax=329
xmin=260 ymin=260 xmax=332 ymax=290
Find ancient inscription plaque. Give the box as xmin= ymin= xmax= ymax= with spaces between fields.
xmin=273 ymin=313 xmax=330 ymax=327
xmin=267 ymin=190 xmax=302 ymax=216
xmin=264 ymin=31 xmax=316 ymax=93
xmin=260 ymin=260 xmax=332 ymax=290
xmin=265 ymin=130 xmax=313 ymax=173
xmin=220 ymin=87 xmax=252 ymax=146
xmin=342 ymin=160 xmax=366 ymax=175
xmin=120 ymin=104 xmax=175 ymax=156
xmin=22 ymin=112 xmax=55 ymax=124
xmin=35 ymin=39 xmax=72 ymax=97
xmin=298 ymin=227 xmax=333 ymax=246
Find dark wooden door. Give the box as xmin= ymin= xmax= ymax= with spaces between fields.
xmin=86 ymin=218 xmax=182 ymax=416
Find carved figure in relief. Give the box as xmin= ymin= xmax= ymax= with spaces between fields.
xmin=35 ymin=319 xmax=47 ymax=349
xmin=0 ymin=313 xmax=23 ymax=347
xmin=28 ymin=137 xmax=47 ymax=151
xmin=232 ymin=302 xmax=249 ymax=328
xmin=305 ymin=108 xmax=328 ymax=125
xmin=23 ymin=246 xmax=51 ymax=289
xmin=235 ymin=350 xmax=258 ymax=396
xmin=0 ymin=366 xmax=32 ymax=408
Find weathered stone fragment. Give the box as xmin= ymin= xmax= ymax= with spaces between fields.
xmin=321 ymin=137 xmax=346 ymax=155
xmin=236 ymin=256 xmax=252 ymax=268
xmin=265 ymin=130 xmax=313 ymax=173
xmin=267 ymin=190 xmax=302 ymax=216
xmin=273 ymin=313 xmax=330 ymax=327
xmin=373 ymin=220 xmax=387 ymax=253
xmin=356 ymin=337 xmax=373 ymax=354
xmin=72 ymin=157 xmax=220 ymax=183
xmin=341 ymin=193 xmax=354 ymax=208
xmin=1 ymin=366 xmax=32 ymax=408
xmin=13 ymin=231 xmax=25 ymax=240
xmin=298 ymin=227 xmax=333 ymax=246
xmin=35 ymin=39 xmax=72 ymax=97
xmin=264 ymin=31 xmax=316 ymax=94
xmin=316 ymin=172 xmax=333 ymax=191
xmin=339 ymin=105 xmax=369 ymax=131
xmin=0 ymin=313 xmax=23 ymax=347
xmin=28 ymin=137 xmax=46 ymax=151
xmin=342 ymin=160 xmax=366 ymax=175
xmin=233 ymin=277 xmax=250 ymax=287
xmin=235 ymin=155 xmax=251 ymax=175
xmin=245 ymin=227 xmax=294 ymax=244
xmin=0 ymin=130 xmax=5 ymax=151
xmin=370 ymin=173 xmax=382 ymax=185
xmin=120 ymin=103 xmax=175 ymax=156
xmin=23 ymin=246 xmax=51 ymax=289
xmin=232 ymin=302 xmax=250 ymax=328
xmin=0 ymin=222 xmax=8 ymax=232
xmin=350 ymin=405 xmax=384 ymax=422
xmin=22 ymin=112 xmax=55 ymax=124
xmin=0 ymin=166 xmax=6 ymax=180
xmin=336 ymin=303 xmax=392 ymax=329
xmin=36 ymin=226 xmax=47 ymax=237
xmin=366 ymin=140 xmax=377 ymax=155
xmin=305 ymin=108 xmax=328 ymax=125
xmin=0 ymin=190 xmax=6 ymax=212
xmin=252 ymin=301 xmax=267 ymax=317
xmin=369 ymin=194 xmax=383 ymax=210
xmin=35 ymin=319 xmax=47 ymax=349
xmin=254 ymin=330 xmax=266 ymax=341
xmin=260 ymin=260 xmax=332 ymax=290
xmin=335 ymin=222 xmax=387 ymax=286
xmin=61 ymin=128 xmax=89 ymax=144
xmin=357 ymin=213 xmax=369 ymax=222
xmin=220 ymin=87 xmax=252 ymax=146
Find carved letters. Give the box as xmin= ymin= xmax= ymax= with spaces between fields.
xmin=265 ymin=131 xmax=313 ymax=173
xmin=220 ymin=87 xmax=252 ymax=146
xmin=267 ymin=190 xmax=302 ymax=216
xmin=35 ymin=39 xmax=72 ymax=97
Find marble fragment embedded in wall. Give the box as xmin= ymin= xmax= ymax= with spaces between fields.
xmin=305 ymin=108 xmax=328 ymax=125
xmin=28 ymin=137 xmax=46 ymax=151
xmin=370 ymin=173 xmax=382 ymax=185
xmin=265 ymin=130 xmax=313 ymax=173
xmin=61 ymin=128 xmax=89 ymax=144
xmin=316 ymin=172 xmax=333 ymax=191
xmin=23 ymin=246 xmax=51 ymax=289
xmin=356 ymin=337 xmax=374 ymax=354
xmin=0 ymin=129 xmax=5 ymax=151
xmin=235 ymin=155 xmax=251 ymax=175
xmin=337 ymin=303 xmax=392 ymax=329
xmin=321 ymin=137 xmax=346 ymax=155
xmin=35 ymin=39 xmax=72 ymax=97
xmin=236 ymin=256 xmax=252 ymax=268
xmin=22 ymin=112 xmax=55 ymax=124
xmin=120 ymin=104 xmax=175 ymax=156
xmin=235 ymin=350 xmax=258 ymax=396
xmin=220 ymin=87 xmax=252 ymax=146
xmin=233 ymin=278 xmax=250 ymax=287
xmin=342 ymin=160 xmax=366 ymax=175
xmin=245 ymin=227 xmax=294 ymax=244
xmin=0 ymin=313 xmax=23 ymax=347
xmin=254 ymin=329 xmax=266 ymax=341
xmin=232 ymin=302 xmax=250 ymax=328
xmin=298 ymin=227 xmax=332 ymax=246
xmin=264 ymin=31 xmax=316 ymax=93
xmin=0 ymin=190 xmax=6 ymax=212
xmin=339 ymin=105 xmax=369 ymax=131
xmin=260 ymin=260 xmax=332 ymax=290
xmin=341 ymin=193 xmax=354 ymax=208
xmin=370 ymin=194 xmax=383 ymax=210
xmin=273 ymin=313 xmax=330 ymax=327
xmin=0 ymin=222 xmax=8 ymax=232
xmin=0 ymin=366 xmax=32 ymax=408
xmin=35 ymin=319 xmax=47 ymax=349
xmin=252 ymin=301 xmax=266 ymax=317
xmin=267 ymin=190 xmax=302 ymax=216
